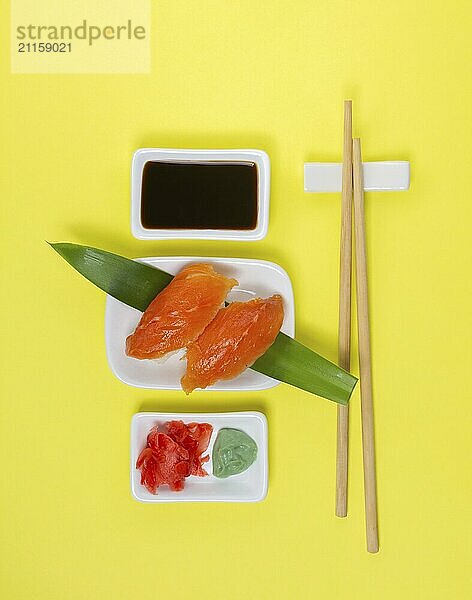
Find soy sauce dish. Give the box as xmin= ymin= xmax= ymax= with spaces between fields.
xmin=131 ymin=149 xmax=270 ymax=240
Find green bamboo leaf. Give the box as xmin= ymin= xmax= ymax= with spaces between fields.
xmin=50 ymin=242 xmax=357 ymax=404
xmin=251 ymin=333 xmax=355 ymax=405
xmin=50 ymin=243 xmax=172 ymax=311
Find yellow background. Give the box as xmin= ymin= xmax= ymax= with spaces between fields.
xmin=1 ymin=1 xmax=471 ymax=598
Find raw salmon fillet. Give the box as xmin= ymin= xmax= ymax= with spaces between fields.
xmin=181 ymin=294 xmax=284 ymax=393
xmin=126 ymin=263 xmax=237 ymax=360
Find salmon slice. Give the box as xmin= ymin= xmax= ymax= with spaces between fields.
xmin=181 ymin=294 xmax=284 ymax=393
xmin=126 ymin=263 xmax=238 ymax=360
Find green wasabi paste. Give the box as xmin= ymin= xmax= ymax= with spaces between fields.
xmin=212 ymin=428 xmax=258 ymax=478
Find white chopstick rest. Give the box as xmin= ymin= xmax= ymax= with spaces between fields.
xmin=304 ymin=161 xmax=410 ymax=192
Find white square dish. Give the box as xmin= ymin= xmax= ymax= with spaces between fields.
xmin=131 ymin=148 xmax=270 ymax=240
xmin=105 ymin=256 xmax=294 ymax=391
xmin=131 ymin=412 xmax=268 ymax=503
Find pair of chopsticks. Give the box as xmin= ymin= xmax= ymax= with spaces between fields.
xmin=336 ymin=100 xmax=379 ymax=553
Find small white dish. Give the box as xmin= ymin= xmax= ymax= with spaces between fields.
xmin=131 ymin=412 xmax=268 ymax=503
xmin=131 ymin=148 xmax=270 ymax=240
xmin=105 ymin=256 xmax=294 ymax=391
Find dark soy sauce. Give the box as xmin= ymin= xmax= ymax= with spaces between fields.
xmin=141 ymin=161 xmax=258 ymax=230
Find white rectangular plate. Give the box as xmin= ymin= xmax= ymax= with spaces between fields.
xmin=131 ymin=148 xmax=270 ymax=241
xmin=131 ymin=412 xmax=268 ymax=503
xmin=105 ymin=256 xmax=295 ymax=391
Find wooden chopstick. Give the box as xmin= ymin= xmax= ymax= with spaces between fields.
xmin=335 ymin=100 xmax=353 ymax=517
xmin=352 ymin=138 xmax=379 ymax=553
